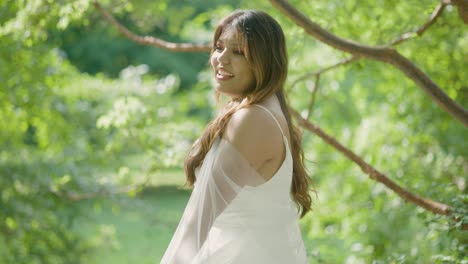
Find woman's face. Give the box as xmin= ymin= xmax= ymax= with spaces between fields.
xmin=210 ymin=28 xmax=256 ymax=99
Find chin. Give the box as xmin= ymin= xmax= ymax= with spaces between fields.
xmin=214 ymin=86 xmax=224 ymax=94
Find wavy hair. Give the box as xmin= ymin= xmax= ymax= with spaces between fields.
xmin=184 ymin=10 xmax=312 ymax=217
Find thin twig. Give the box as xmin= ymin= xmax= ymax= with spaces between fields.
xmin=306 ymin=74 xmax=320 ymax=119
xmin=389 ymin=2 xmax=447 ymax=46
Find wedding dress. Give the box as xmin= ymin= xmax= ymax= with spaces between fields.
xmin=161 ymin=105 xmax=308 ymax=264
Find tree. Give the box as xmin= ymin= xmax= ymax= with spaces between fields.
xmin=1 ymin=0 xmax=465 ymax=262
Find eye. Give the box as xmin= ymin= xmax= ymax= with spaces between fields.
xmin=214 ymin=44 xmax=223 ymax=52
xmin=233 ymin=49 xmax=244 ymax=56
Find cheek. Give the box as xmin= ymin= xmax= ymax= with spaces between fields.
xmin=248 ymin=71 xmax=257 ymax=90
xmin=245 ymin=66 xmax=256 ymax=83
xmin=210 ymin=55 xmax=218 ymax=69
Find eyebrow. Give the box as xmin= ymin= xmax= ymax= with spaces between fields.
xmin=217 ymin=39 xmax=241 ymax=47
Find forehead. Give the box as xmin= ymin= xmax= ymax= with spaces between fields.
xmin=217 ymin=26 xmax=245 ymax=46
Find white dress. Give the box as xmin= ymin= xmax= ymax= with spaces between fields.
xmin=161 ymin=105 xmax=308 ymax=264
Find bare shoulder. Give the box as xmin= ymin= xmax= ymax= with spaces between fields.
xmin=223 ymin=106 xmax=284 ymax=172
xmin=224 ymin=106 xmax=278 ymax=145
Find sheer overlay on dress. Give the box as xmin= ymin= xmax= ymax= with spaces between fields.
xmin=160 ymin=138 xmax=266 ymax=264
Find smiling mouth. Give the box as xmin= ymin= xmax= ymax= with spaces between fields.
xmin=216 ymin=69 xmax=234 ymax=79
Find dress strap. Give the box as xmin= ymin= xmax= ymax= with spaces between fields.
xmin=253 ymin=104 xmax=285 ymax=137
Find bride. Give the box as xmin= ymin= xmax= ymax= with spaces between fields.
xmin=161 ymin=10 xmax=313 ymax=264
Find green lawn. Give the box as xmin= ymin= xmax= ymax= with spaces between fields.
xmin=76 ymin=184 xmax=190 ymax=264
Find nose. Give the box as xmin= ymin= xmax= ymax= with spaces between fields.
xmin=216 ymin=48 xmax=230 ymax=65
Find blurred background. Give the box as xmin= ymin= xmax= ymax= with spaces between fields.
xmin=0 ymin=0 xmax=466 ymax=263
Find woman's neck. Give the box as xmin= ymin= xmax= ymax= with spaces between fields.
xmin=257 ymin=94 xmax=280 ymax=109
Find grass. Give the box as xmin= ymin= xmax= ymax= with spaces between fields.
xmin=75 ymin=183 xmax=190 ymax=264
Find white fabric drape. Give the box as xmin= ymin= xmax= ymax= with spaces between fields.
xmin=160 ymin=137 xmax=266 ymax=264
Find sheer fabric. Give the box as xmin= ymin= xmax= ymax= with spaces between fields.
xmin=161 ymin=105 xmax=308 ymax=264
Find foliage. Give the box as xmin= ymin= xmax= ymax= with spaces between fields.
xmin=0 ymin=0 xmax=466 ymax=263
xmin=1 ymin=1 xmax=208 ymax=262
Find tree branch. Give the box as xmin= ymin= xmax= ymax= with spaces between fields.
xmin=289 ymin=56 xmax=359 ymax=91
xmin=269 ymin=0 xmax=468 ymax=126
xmin=449 ymin=0 xmax=468 ymax=24
xmin=93 ymin=1 xmax=211 ymax=52
xmin=290 ymin=109 xmax=453 ymax=215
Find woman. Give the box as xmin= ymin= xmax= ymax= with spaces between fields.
xmin=161 ymin=10 xmax=312 ymax=264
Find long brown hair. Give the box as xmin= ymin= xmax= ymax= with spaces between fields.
xmin=184 ymin=10 xmax=312 ymax=217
